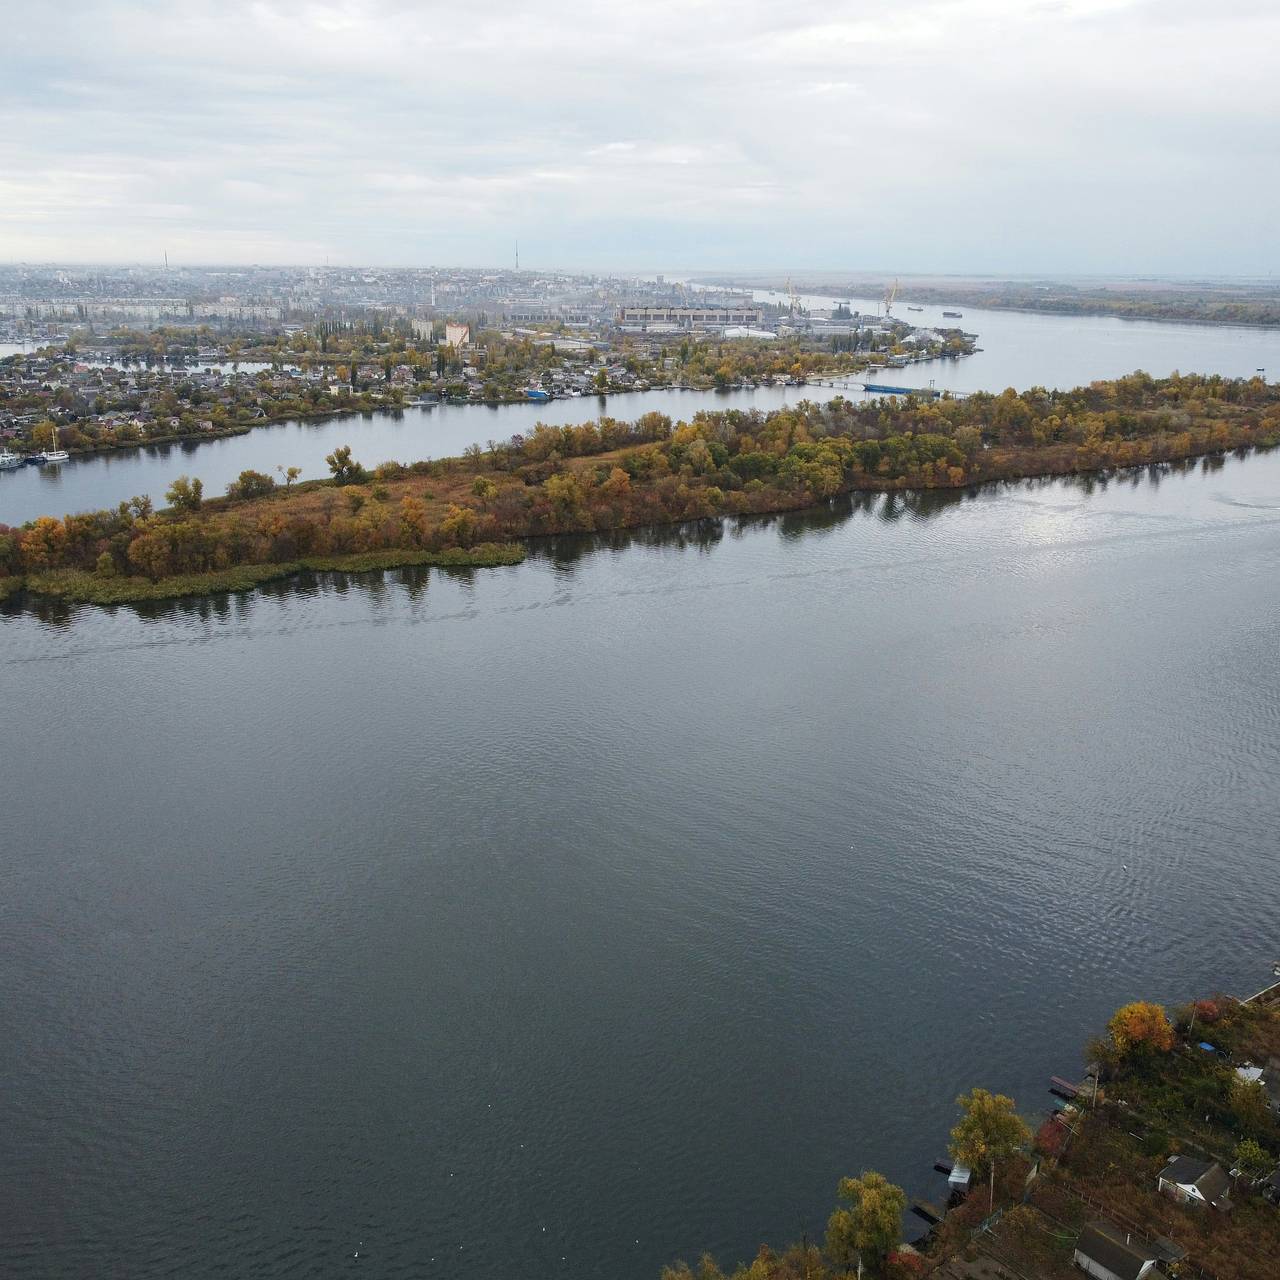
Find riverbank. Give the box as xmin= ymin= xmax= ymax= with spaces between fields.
xmin=666 ymin=988 xmax=1280 ymax=1280
xmin=4 ymin=372 xmax=1277 ymax=609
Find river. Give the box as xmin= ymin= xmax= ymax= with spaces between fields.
xmin=4 ymin=306 xmax=1280 ymax=526
xmin=4 ymin=447 xmax=1280 ymax=1278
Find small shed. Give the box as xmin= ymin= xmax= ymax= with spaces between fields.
xmin=1074 ymin=1221 xmax=1158 ymax=1280
xmin=948 ymin=1162 xmax=972 ymax=1193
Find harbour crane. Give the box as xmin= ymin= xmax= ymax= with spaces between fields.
xmin=883 ymin=278 xmax=899 ymax=318
xmin=785 ymin=277 xmax=802 ymax=315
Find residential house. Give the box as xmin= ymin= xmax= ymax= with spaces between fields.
xmin=1156 ymin=1156 xmax=1232 ymax=1211
xmin=1073 ymin=1221 xmax=1158 ymax=1280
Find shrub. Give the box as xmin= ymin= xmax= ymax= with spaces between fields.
xmin=226 ymin=469 xmax=276 ymax=500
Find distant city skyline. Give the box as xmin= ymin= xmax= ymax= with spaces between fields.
xmin=5 ymin=1 xmax=1277 ymax=274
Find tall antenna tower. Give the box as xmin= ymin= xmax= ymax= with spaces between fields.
xmin=515 ymin=240 xmax=520 ymax=271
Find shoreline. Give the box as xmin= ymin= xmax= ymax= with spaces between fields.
xmin=5 ymin=341 xmax=975 ymax=464
xmin=8 ymin=543 xmax=524 ymax=606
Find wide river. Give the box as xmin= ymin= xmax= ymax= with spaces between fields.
xmin=4 ymin=446 xmax=1280 ymax=1277
xmin=3 ymin=302 xmax=1280 ymax=525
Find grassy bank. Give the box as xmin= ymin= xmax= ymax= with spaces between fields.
xmin=18 ymin=543 xmax=524 ymax=605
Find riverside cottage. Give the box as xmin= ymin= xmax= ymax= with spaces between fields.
xmin=1156 ymin=1156 xmax=1233 ymax=1211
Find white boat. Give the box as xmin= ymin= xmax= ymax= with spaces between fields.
xmin=0 ymin=449 xmax=23 ymax=469
xmin=41 ymin=448 xmax=70 ymax=463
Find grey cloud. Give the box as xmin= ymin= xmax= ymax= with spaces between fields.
xmin=2 ymin=0 xmax=1277 ymax=271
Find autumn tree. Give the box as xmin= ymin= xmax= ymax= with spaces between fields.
xmin=33 ymin=419 xmax=60 ymax=450
xmin=1107 ymin=1002 xmax=1174 ymax=1057
xmin=825 ymin=1171 xmax=906 ymax=1276
xmin=950 ymin=1089 xmax=1030 ymax=1210
xmin=165 ymin=475 xmax=203 ymax=512
xmin=18 ymin=516 xmax=68 ymax=572
xmin=398 ymin=496 xmax=430 ymax=546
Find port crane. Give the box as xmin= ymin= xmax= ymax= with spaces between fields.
xmin=785 ymin=277 xmax=804 ymax=315
xmin=882 ymin=278 xmax=899 ymax=318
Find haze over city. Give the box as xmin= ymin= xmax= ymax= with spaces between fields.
xmin=5 ymin=0 xmax=1277 ymax=273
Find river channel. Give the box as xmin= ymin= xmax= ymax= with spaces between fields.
xmin=4 ymin=446 xmax=1280 ymax=1278
xmin=3 ymin=304 xmax=1280 ymax=526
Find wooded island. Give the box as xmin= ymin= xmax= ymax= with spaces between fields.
xmin=3 ymin=372 xmax=1277 ymax=606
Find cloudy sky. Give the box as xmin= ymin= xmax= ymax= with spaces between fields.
xmin=3 ymin=0 xmax=1277 ymax=273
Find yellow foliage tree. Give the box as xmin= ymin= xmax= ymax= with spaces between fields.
xmin=1107 ymin=1002 xmax=1174 ymax=1056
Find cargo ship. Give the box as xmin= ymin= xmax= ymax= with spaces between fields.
xmin=523 ymin=387 xmax=552 ymax=402
xmin=942 ymin=310 xmax=963 ymax=318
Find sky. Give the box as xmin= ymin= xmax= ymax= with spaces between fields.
xmin=3 ymin=0 xmax=1278 ymax=274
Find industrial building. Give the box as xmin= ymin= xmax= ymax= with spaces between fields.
xmin=617 ymin=304 xmax=764 ymax=330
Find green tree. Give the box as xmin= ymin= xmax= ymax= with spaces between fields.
xmin=165 ymin=475 xmax=203 ymax=512
xmin=1234 ymin=1137 xmax=1271 ymax=1181
xmin=949 ymin=1088 xmax=1030 ymax=1210
xmin=1230 ymin=1079 xmax=1272 ymax=1138
xmin=825 ymin=1171 xmax=905 ymax=1276
xmin=325 ymin=445 xmax=368 ymax=485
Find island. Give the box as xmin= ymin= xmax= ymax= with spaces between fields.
xmin=2 ymin=371 xmax=1277 ymax=607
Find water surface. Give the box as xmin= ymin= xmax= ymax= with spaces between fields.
xmin=4 ymin=449 xmax=1279 ymax=1278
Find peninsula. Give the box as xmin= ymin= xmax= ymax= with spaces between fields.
xmin=3 ymin=371 xmax=1277 ymax=607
